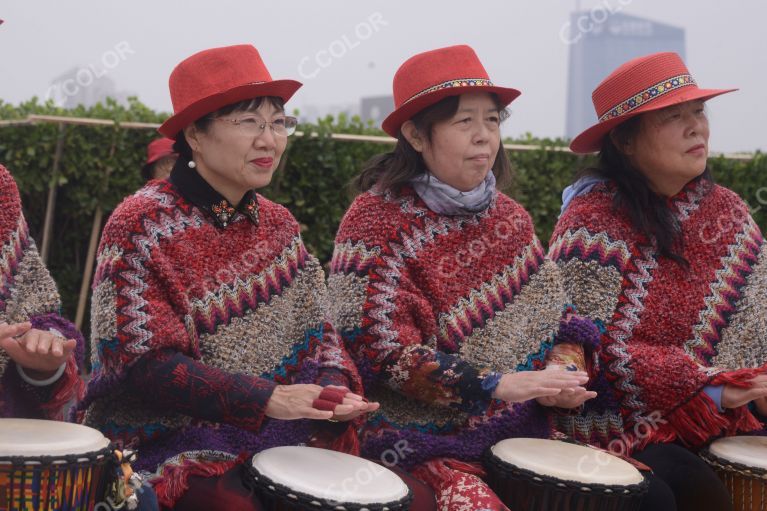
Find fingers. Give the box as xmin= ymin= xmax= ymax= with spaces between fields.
xmin=534 ymin=386 xmax=567 ymax=397
xmin=60 ymin=338 xmax=77 ymax=358
xmin=36 ymin=332 xmax=54 ymax=355
xmin=0 ymin=321 xmax=31 ymax=340
xmin=21 ymin=329 xmax=42 ymax=355
xmin=302 ymin=407 xmax=335 ymax=420
xmin=0 ymin=335 xmax=24 ymax=360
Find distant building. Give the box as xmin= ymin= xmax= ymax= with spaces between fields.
xmin=45 ymin=67 xmax=132 ymax=108
xmin=564 ymin=11 xmax=685 ymax=139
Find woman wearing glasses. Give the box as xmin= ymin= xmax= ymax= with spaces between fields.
xmin=75 ymin=45 xmax=389 ymax=510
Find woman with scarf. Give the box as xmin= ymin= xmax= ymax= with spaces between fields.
xmin=328 ymin=45 xmax=599 ymax=511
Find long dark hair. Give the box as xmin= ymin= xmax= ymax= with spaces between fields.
xmin=354 ymin=94 xmax=513 ymax=194
xmin=171 ymin=96 xmax=286 ymax=162
xmin=578 ymin=116 xmax=712 ymax=266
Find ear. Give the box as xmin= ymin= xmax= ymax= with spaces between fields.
xmin=609 ymin=129 xmax=635 ymax=156
xmin=183 ymin=124 xmax=203 ymax=154
xmin=401 ymin=121 xmax=425 ymax=153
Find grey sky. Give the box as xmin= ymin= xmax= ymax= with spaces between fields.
xmin=1 ymin=0 xmax=764 ymax=153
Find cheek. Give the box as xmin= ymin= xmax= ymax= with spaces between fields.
xmin=274 ymin=139 xmax=288 ymax=160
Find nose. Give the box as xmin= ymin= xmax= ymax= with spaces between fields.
xmin=254 ymin=124 xmax=278 ymax=150
xmin=472 ymin=121 xmax=491 ymax=145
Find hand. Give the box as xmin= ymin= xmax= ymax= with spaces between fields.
xmin=721 ymin=374 xmax=767 ymax=410
xmin=0 ymin=323 xmax=77 ymax=378
xmin=265 ymin=384 xmax=376 ymax=421
xmin=537 ymin=365 xmax=597 ymax=408
xmin=328 ymin=385 xmax=381 ymax=422
xmin=492 ymin=370 xmax=589 ymax=403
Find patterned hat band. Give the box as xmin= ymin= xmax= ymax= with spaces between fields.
xmin=598 ymin=74 xmax=697 ymax=122
xmin=403 ymin=78 xmax=494 ymax=106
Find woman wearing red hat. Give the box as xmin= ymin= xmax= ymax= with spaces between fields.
xmin=141 ymin=137 xmax=177 ymax=181
xmin=74 ymin=45 xmax=389 ymax=510
xmin=328 ymin=45 xmax=599 ymax=511
xmin=551 ymin=52 xmax=767 ymax=510
xmin=0 ymin=165 xmax=84 ymax=419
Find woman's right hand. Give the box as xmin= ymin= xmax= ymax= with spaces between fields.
xmin=492 ymin=370 xmax=590 ymax=403
xmin=264 ymin=384 xmax=374 ymax=420
xmin=721 ymin=374 xmax=767 ymax=410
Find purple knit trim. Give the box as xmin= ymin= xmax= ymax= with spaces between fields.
xmin=0 ymin=368 xmax=26 ymax=418
xmin=135 ymin=419 xmax=317 ymax=473
xmin=361 ymin=400 xmax=551 ymax=470
xmin=29 ymin=312 xmax=85 ymax=368
xmin=553 ymin=315 xmax=601 ymax=352
xmin=80 ymin=359 xmax=340 ymax=474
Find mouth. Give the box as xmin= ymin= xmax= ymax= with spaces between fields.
xmin=468 ymin=154 xmax=491 ymax=163
xmin=686 ymin=144 xmax=706 ymax=155
xmin=251 ymin=157 xmax=274 ymax=168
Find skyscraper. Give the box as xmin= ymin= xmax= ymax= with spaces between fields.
xmin=564 ymin=11 xmax=685 ymax=140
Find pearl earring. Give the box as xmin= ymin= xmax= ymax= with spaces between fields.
xmin=187 ymin=160 xmax=196 ymax=169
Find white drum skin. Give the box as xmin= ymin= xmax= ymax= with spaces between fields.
xmin=250 ymin=446 xmax=409 ymax=505
xmin=708 ymin=436 xmax=767 ymax=470
xmin=490 ymin=438 xmax=644 ymax=485
xmin=0 ymin=418 xmax=110 ymax=457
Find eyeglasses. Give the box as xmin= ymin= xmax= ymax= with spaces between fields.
xmin=214 ymin=115 xmax=298 ymax=137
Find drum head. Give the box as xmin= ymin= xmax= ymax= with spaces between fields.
xmin=250 ymin=446 xmax=409 ymax=505
xmin=708 ymin=436 xmax=767 ymax=470
xmin=0 ymin=419 xmax=110 ymax=456
xmin=491 ymin=438 xmax=644 ymax=485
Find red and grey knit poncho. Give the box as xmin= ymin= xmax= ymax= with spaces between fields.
xmin=329 ymin=186 xmax=599 ymax=468
xmin=550 ymin=176 xmax=766 ymax=453
xmin=75 ymin=166 xmax=362 ymax=507
xmin=0 ymin=164 xmax=84 ymax=419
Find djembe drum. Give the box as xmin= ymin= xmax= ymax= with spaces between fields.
xmin=484 ymin=438 xmax=649 ymax=511
xmin=246 ymin=446 xmax=412 ymax=510
xmin=701 ymin=436 xmax=767 ymax=511
xmin=0 ymin=419 xmax=114 ymax=511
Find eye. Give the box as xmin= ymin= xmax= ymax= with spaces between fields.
xmin=272 ymin=118 xmax=287 ymax=127
xmin=486 ymin=115 xmax=500 ymax=124
xmin=456 ymin=117 xmax=472 ymax=124
xmin=238 ymin=117 xmax=261 ymax=126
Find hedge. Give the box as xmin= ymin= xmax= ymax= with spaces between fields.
xmin=1 ymin=98 xmax=765 ymax=343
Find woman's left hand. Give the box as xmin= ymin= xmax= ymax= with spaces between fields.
xmin=326 ymin=385 xmax=381 ymax=422
xmin=0 ymin=323 xmax=76 ymax=378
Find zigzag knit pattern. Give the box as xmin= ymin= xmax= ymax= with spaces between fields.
xmin=550 ymin=177 xmax=767 ymax=451
xmin=329 ymin=186 xmax=599 ymax=467
xmin=0 ymin=164 xmax=84 ymax=420
xmin=78 ymin=179 xmax=361 ymax=501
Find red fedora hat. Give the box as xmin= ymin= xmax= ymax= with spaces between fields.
xmin=570 ymin=52 xmax=736 ymax=154
xmin=145 ymin=137 xmax=176 ymax=166
xmin=381 ymin=45 xmax=521 ymax=138
xmin=159 ymin=44 xmax=302 ymax=138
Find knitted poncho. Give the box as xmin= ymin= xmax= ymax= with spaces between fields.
xmin=329 ymin=186 xmax=599 ymax=468
xmin=549 ymin=177 xmax=766 ymax=453
xmin=0 ymin=164 xmax=84 ymax=419
xmin=75 ymin=166 xmax=362 ymax=507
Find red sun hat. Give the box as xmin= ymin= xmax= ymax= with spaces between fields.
xmin=381 ymin=45 xmax=521 ymax=138
xmin=570 ymin=52 xmax=736 ymax=154
xmin=159 ymin=44 xmax=302 ymax=139
xmin=145 ymin=137 xmax=176 ymax=166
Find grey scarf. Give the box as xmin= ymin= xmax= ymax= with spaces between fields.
xmin=410 ymin=171 xmax=497 ymax=216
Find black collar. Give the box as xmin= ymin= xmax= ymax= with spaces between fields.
xmin=169 ymin=159 xmax=259 ymax=228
